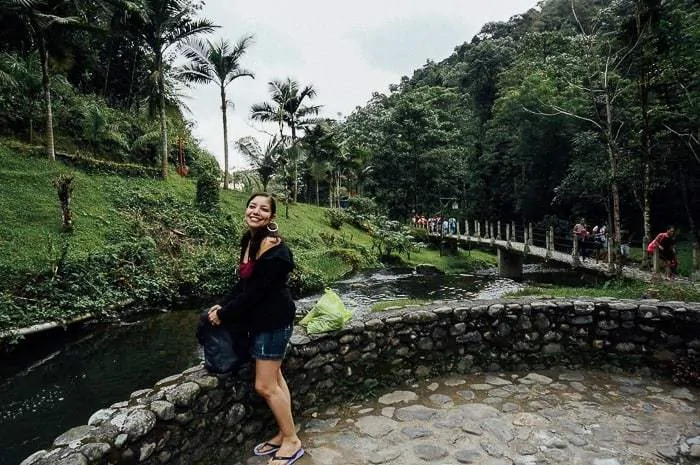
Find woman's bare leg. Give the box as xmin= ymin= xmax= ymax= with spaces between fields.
xmin=254 ymin=359 xmax=301 ymax=462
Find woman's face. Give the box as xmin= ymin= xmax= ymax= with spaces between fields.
xmin=245 ymin=195 xmax=274 ymax=230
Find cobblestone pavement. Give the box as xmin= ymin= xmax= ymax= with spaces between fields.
xmin=245 ymin=371 xmax=700 ymax=465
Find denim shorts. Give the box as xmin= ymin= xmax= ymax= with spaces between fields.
xmin=251 ymin=325 xmax=293 ymax=360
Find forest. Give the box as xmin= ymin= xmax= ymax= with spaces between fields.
xmin=1 ymin=0 xmax=698 ymax=252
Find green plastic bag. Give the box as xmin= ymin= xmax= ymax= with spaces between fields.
xmin=299 ymin=289 xmax=353 ymax=334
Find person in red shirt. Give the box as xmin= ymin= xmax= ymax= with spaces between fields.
xmin=647 ymin=226 xmax=678 ymax=279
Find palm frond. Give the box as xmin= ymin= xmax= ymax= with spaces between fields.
xmin=295 ymin=105 xmax=322 ymax=118
xmin=250 ymin=101 xmax=280 ymax=122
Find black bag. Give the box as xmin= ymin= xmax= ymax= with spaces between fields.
xmin=196 ymin=311 xmax=250 ymax=374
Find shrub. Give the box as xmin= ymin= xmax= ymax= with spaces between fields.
xmin=326 ymin=248 xmax=363 ymax=273
xmin=192 ymin=155 xmax=221 ymax=213
xmin=347 ymin=196 xmax=378 ymax=215
xmin=325 ymin=208 xmax=346 ymax=229
xmin=288 ymin=265 xmax=325 ymax=298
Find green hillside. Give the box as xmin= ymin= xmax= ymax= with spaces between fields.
xmin=0 ymin=141 xmax=496 ymax=336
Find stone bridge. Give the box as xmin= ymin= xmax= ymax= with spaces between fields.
xmin=21 ymin=298 xmax=700 ymax=465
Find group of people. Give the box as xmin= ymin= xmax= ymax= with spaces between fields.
xmin=573 ymin=218 xmax=678 ymax=279
xmin=200 ymin=192 xmax=304 ymax=465
xmin=572 ymin=218 xmax=610 ymax=260
xmin=412 ymin=214 xmax=458 ymax=235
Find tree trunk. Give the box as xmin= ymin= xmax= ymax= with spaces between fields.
xmin=604 ymin=92 xmax=622 ymax=248
xmin=337 ymin=172 xmax=341 ymax=208
xmin=39 ymin=34 xmax=55 ymax=160
xmin=640 ymin=64 xmax=653 ymax=267
xmin=315 ymin=179 xmax=319 ymax=206
xmin=291 ymin=124 xmax=298 ymax=203
xmin=158 ymin=58 xmax=168 ymax=179
xmin=29 ymin=117 xmax=34 ymax=144
xmin=220 ymin=86 xmax=229 ymax=190
xmin=126 ymin=48 xmax=139 ymax=111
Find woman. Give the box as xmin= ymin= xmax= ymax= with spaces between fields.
xmin=207 ymin=193 xmax=303 ymax=465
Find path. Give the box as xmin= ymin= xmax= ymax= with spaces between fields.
xmin=243 ymin=371 xmax=699 ymax=465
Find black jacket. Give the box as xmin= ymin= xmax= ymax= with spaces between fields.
xmin=218 ymin=241 xmax=296 ymax=332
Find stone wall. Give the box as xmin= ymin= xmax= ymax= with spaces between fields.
xmin=21 ymin=298 xmax=700 ymax=465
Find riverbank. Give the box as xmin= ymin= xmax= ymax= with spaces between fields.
xmin=0 ymin=142 xmax=498 ymax=342
xmin=0 ymin=142 xmax=378 ymax=338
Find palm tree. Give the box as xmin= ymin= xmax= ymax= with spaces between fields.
xmin=180 ymin=35 xmax=254 ymax=189
xmin=137 ymin=0 xmax=216 ymax=178
xmin=250 ymin=77 xmax=321 ymax=201
xmin=308 ymin=159 xmax=330 ymax=206
xmin=0 ymin=0 xmax=82 ymax=160
xmin=0 ymin=51 xmax=42 ymax=142
xmin=236 ymin=135 xmax=285 ymax=192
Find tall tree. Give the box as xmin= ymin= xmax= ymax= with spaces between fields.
xmin=235 ymin=135 xmax=285 ymax=192
xmin=251 ymin=77 xmax=321 ymax=202
xmin=180 ymin=35 xmax=254 ymax=189
xmin=0 ymin=0 xmax=83 ymax=160
xmin=136 ymin=0 xmax=215 ymax=178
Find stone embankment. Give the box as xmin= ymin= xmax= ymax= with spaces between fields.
xmin=20 ymin=297 xmax=700 ymax=465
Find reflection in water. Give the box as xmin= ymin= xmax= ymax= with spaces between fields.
xmin=0 ymin=311 xmax=201 ymax=465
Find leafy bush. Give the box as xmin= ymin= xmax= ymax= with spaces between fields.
xmin=176 ymin=249 xmax=238 ymax=299
xmin=410 ymin=227 xmax=431 ymax=243
xmin=319 ymin=231 xmax=337 ymax=247
xmin=326 ymin=248 xmax=363 ymax=273
xmin=347 ymin=196 xmax=379 ymax=215
xmin=372 ymin=219 xmax=415 ymax=259
xmin=193 ymin=155 xmax=221 ymax=212
xmin=325 ymin=208 xmax=347 ymax=229
xmin=288 ymin=264 xmax=325 ymax=298
xmin=111 ymin=184 xmax=238 ymax=252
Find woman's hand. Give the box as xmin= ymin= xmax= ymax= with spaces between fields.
xmin=208 ymin=305 xmax=222 ymax=326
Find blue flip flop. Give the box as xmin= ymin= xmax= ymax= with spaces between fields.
xmin=270 ymin=447 xmax=305 ymax=464
xmin=253 ymin=441 xmax=281 ymax=456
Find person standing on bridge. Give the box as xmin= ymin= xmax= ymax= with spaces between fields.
xmin=573 ymin=218 xmax=590 ymax=259
xmin=207 ymin=192 xmax=304 ymax=465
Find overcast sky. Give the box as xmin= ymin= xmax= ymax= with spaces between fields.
xmin=184 ymin=0 xmax=537 ymax=170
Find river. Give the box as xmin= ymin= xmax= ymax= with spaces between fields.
xmin=0 ymin=265 xmax=594 ymax=465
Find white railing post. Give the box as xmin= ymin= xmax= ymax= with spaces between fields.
xmin=465 ymin=218 xmax=470 ymax=237
xmin=528 ymin=223 xmax=533 ymax=245
xmin=572 ymin=234 xmax=580 ymax=266
xmin=653 ymin=247 xmax=660 ymax=274
xmin=549 ymin=226 xmax=555 ymax=251
xmin=506 ymin=223 xmax=511 ymax=242
xmin=497 ymin=220 xmax=502 ymax=240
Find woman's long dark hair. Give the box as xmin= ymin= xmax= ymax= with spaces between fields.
xmin=240 ymin=192 xmax=280 ymax=262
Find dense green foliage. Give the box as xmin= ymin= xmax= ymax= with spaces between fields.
xmin=335 ymin=0 xmax=699 ymax=256
xmin=0 ymin=143 xmax=381 ymax=333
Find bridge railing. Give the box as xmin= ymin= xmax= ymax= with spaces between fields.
xmin=415 ymin=217 xmax=700 ymax=277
